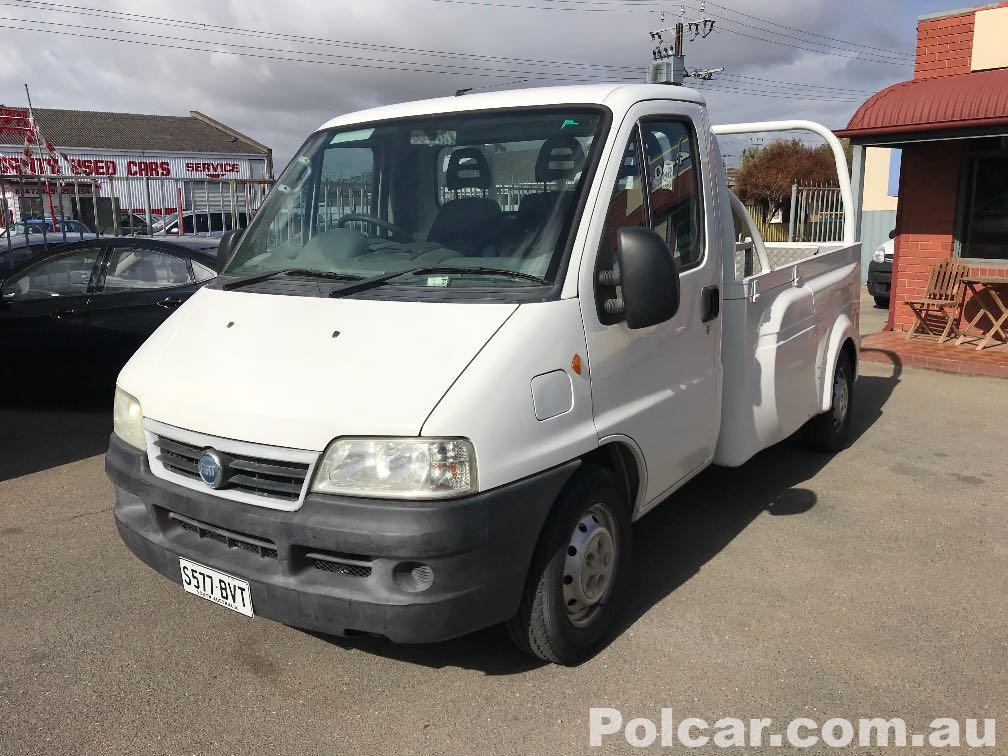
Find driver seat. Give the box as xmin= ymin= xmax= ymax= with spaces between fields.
xmin=427 ymin=147 xmax=501 ymax=252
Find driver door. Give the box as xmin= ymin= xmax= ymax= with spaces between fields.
xmin=581 ymin=104 xmax=722 ymax=510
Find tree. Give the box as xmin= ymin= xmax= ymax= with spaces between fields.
xmin=734 ymin=139 xmax=840 ymax=216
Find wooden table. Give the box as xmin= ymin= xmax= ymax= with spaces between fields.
xmin=955 ymin=275 xmax=1008 ymax=351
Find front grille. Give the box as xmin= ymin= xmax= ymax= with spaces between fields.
xmin=306 ymin=550 xmax=373 ymax=578
xmin=169 ymin=511 xmax=278 ymax=559
xmin=154 ymin=435 xmax=310 ymax=501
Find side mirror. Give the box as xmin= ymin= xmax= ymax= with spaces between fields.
xmin=888 ymin=229 xmax=896 ymax=240
xmin=216 ymin=228 xmax=244 ymax=273
xmin=610 ymin=226 xmax=680 ymax=329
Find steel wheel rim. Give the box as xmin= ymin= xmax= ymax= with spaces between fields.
xmin=562 ymin=502 xmax=618 ymax=628
xmin=832 ymin=365 xmax=849 ymax=430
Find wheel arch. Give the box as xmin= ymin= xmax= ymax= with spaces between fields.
xmin=581 ymin=436 xmax=647 ymax=520
xmin=821 ymin=315 xmax=859 ymax=413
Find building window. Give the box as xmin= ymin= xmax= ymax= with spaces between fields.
xmin=960 ymin=151 xmax=1008 ymax=260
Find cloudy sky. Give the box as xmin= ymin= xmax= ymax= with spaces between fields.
xmin=0 ymin=0 xmax=956 ymax=167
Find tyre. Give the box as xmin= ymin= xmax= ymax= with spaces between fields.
xmin=873 ymin=295 xmax=889 ymax=309
xmin=507 ymin=466 xmax=631 ymax=665
xmin=802 ymin=351 xmax=854 ymax=453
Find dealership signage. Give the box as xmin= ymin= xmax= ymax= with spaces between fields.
xmin=1 ymin=153 xmax=246 ymax=179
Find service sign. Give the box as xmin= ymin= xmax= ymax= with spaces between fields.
xmin=1 ymin=150 xmax=260 ymax=180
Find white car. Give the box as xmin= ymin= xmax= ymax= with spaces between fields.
xmin=106 ymin=84 xmax=860 ymax=664
xmin=867 ymin=236 xmax=895 ymax=307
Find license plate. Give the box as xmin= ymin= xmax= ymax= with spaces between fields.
xmin=179 ymin=558 xmax=254 ymax=617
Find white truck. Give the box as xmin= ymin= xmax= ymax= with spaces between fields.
xmin=107 ymin=84 xmax=860 ymax=665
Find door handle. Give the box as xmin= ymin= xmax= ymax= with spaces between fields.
xmin=701 ymin=285 xmax=720 ymax=323
xmin=158 ymin=296 xmax=184 ymax=309
xmin=53 ymin=308 xmax=77 ymax=319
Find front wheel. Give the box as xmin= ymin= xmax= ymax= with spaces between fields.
xmin=802 ymin=351 xmax=854 ymax=453
xmin=507 ymin=466 xmax=631 ymax=665
xmin=873 ymin=295 xmax=889 ymax=309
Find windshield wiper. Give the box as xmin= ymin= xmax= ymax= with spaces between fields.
xmin=327 ymin=265 xmax=547 ymax=299
xmin=404 ymin=266 xmax=547 ymax=284
xmin=328 ymin=268 xmax=423 ymax=298
xmin=222 ymin=268 xmax=362 ymax=291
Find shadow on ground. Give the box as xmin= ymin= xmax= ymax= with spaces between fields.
xmin=314 ymin=363 xmax=902 ymax=674
xmin=0 ymin=374 xmax=114 ymax=482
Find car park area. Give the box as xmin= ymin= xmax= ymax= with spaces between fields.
xmin=1 ymin=358 xmax=1004 ymax=753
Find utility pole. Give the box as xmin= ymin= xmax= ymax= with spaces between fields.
xmin=648 ymin=2 xmax=722 ymax=86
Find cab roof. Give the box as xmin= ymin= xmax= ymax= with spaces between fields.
xmin=317 ymin=83 xmax=707 ymax=132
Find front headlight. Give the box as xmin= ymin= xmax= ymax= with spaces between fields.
xmin=113 ymin=386 xmax=145 ymax=450
xmin=312 ymin=437 xmax=477 ymax=499
xmin=872 ymin=247 xmax=886 ymax=264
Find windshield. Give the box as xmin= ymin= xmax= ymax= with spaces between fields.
xmin=225 ymin=108 xmax=605 ymax=292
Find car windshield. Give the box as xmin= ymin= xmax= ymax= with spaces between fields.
xmin=224 ymin=108 xmax=605 ymax=291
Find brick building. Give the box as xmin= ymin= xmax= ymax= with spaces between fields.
xmin=838 ymin=2 xmax=1008 ymax=333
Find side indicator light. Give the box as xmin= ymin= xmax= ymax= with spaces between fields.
xmin=571 ymin=353 xmax=583 ymax=375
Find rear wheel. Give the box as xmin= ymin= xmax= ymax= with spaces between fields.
xmin=803 ymin=351 xmax=854 ymax=453
xmin=507 ymin=466 xmax=631 ymax=665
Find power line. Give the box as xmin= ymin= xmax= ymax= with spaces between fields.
xmin=0 ymin=15 xmax=577 ymax=78
xmin=1 ymin=2 xmax=879 ymax=104
xmin=427 ymin=0 xmax=661 ymax=11
xmin=431 ymin=0 xmax=912 ymax=60
xmin=0 ymin=20 xmax=632 ymax=80
xmin=669 ymin=3 xmax=915 ymax=65
xmin=0 ymin=14 xmax=651 ymax=80
xmin=1 ymin=0 xmax=645 ymax=74
xmin=708 ymin=24 xmax=911 ymax=66
xmin=4 ymin=1 xmax=880 ymax=96
xmin=428 ymin=0 xmax=912 ymax=65
xmin=692 ymin=82 xmax=865 ymax=103
xmin=716 ymin=73 xmax=875 ymax=95
xmin=704 ymin=0 xmax=912 ymax=58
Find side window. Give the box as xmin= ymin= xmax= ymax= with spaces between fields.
xmin=103 ymin=248 xmax=193 ymax=291
xmin=641 ymin=121 xmax=704 ymax=270
xmin=193 ymin=214 xmax=210 ymax=234
xmin=599 ymin=129 xmax=648 ymax=267
xmin=1 ymin=248 xmax=101 ymax=300
xmin=595 ymin=130 xmax=647 ymax=323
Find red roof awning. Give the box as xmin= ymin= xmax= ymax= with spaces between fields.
xmin=835 ymin=68 xmax=1008 ymax=140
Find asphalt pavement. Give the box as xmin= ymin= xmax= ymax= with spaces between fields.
xmin=1 ymin=354 xmax=1005 ymax=754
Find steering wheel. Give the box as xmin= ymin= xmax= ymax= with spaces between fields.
xmin=336 ymin=214 xmax=412 ymax=243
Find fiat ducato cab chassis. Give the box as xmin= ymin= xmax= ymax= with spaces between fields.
xmin=107 ymin=84 xmax=860 ymax=664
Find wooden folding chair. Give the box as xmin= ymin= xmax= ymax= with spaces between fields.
xmin=905 ymin=259 xmax=970 ymax=342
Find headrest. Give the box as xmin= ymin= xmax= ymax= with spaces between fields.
xmin=445 ymin=147 xmax=493 ymax=191
xmin=535 ymin=136 xmax=586 ymax=182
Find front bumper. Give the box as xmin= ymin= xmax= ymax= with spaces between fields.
xmin=107 ymin=434 xmax=578 ymax=643
xmin=866 ymin=260 xmax=892 ymax=298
